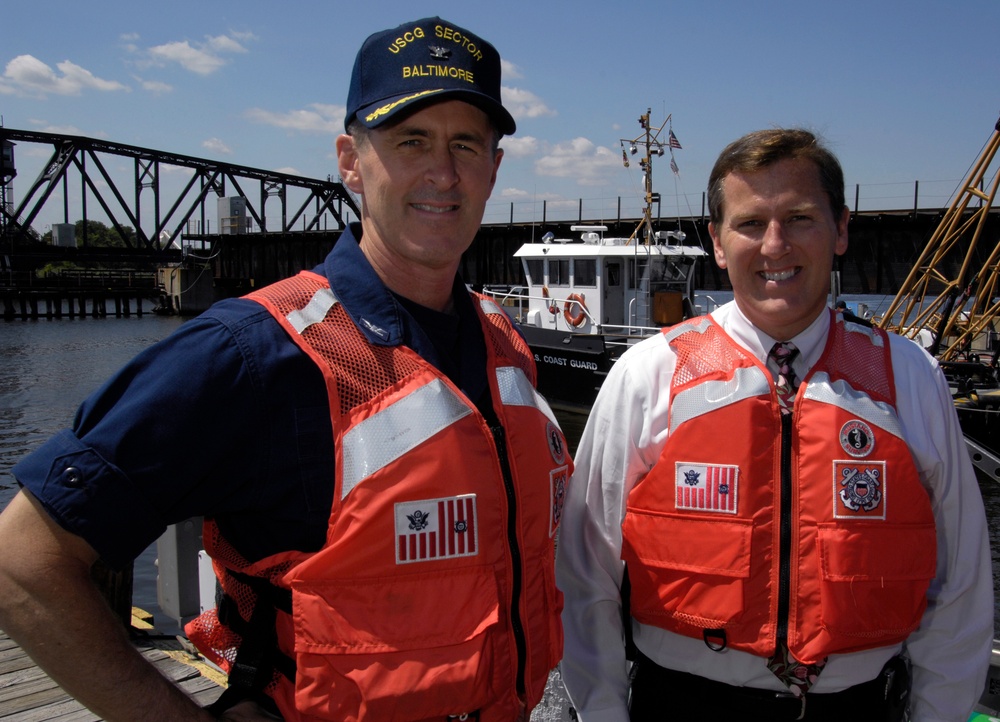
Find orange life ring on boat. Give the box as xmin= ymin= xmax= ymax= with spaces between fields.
xmin=563 ymin=293 xmax=588 ymax=327
xmin=542 ymin=285 xmax=558 ymax=315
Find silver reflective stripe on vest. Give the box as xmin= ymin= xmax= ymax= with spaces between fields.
xmin=664 ymin=316 xmax=712 ymax=344
xmin=341 ymin=378 xmax=473 ymax=499
xmin=479 ymin=297 xmax=503 ymax=316
xmin=803 ymin=371 xmax=904 ymax=439
xmin=670 ymin=365 xmax=771 ymax=429
xmin=286 ymin=287 xmax=338 ymax=334
xmin=496 ymin=366 xmax=558 ymax=426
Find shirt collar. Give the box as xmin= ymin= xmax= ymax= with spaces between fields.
xmin=323 ymin=223 xmax=406 ymax=346
xmin=722 ymin=301 xmax=831 ymax=374
xmin=321 ymin=223 xmax=478 ymax=354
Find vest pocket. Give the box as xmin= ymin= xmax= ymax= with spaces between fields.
xmin=623 ymin=512 xmax=754 ymax=627
xmin=817 ymin=522 xmax=936 ymax=641
xmin=290 ymin=565 xmax=500 ymax=720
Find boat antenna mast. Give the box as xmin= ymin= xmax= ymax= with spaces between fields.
xmin=621 ymin=108 xmax=675 ymax=246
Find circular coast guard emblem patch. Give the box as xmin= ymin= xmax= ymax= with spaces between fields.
xmin=840 ymin=419 xmax=875 ymax=458
xmin=546 ymin=421 xmax=566 ymax=465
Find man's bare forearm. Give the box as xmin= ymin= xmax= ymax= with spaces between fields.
xmin=0 ymin=489 xmax=214 ymax=722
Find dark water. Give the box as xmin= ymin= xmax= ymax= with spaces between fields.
xmin=2 ymin=314 xmax=998 ymax=641
xmin=0 ymin=314 xmax=186 ymax=628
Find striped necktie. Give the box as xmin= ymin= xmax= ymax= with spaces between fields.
xmin=764 ymin=341 xmax=827 ymax=696
xmin=768 ymin=342 xmax=799 ymax=413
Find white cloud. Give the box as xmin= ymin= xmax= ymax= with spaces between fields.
xmin=148 ymin=41 xmax=226 ymax=75
xmin=245 ymin=103 xmax=345 ymax=134
xmin=499 ymin=135 xmax=540 ymax=158
xmin=31 ymin=122 xmax=92 ymax=137
xmin=499 ymin=187 xmax=532 ymax=199
xmin=202 ymin=137 xmax=232 ymax=155
xmin=500 ymin=59 xmax=523 ymax=80
xmin=120 ymin=33 xmax=140 ymax=53
xmin=502 ymin=86 xmax=556 ymax=121
xmin=207 ymin=34 xmax=250 ymax=54
xmin=1 ymin=55 xmax=129 ymax=97
xmin=535 ymin=137 xmax=621 ymax=186
xmin=135 ymin=76 xmax=173 ymax=93
xmin=146 ymin=33 xmax=251 ymax=75
xmin=160 ymin=164 xmax=196 ymax=177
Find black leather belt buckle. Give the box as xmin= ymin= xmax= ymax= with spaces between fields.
xmin=775 ymin=690 xmax=806 ymax=720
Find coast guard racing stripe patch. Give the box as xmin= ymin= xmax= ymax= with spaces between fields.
xmin=675 ymin=462 xmax=739 ymax=514
xmin=395 ymin=495 xmax=479 ymax=564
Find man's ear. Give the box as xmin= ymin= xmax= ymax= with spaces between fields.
xmin=336 ymin=134 xmax=363 ymax=195
xmin=709 ymin=222 xmax=728 ymax=269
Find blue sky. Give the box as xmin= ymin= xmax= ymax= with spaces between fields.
xmin=2 ymin=0 xmax=1000 ymax=232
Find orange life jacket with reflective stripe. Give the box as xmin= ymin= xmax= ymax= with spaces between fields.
xmin=186 ymin=271 xmax=570 ymax=721
xmin=621 ymin=312 xmax=936 ymax=664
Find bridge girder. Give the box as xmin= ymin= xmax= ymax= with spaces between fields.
xmin=0 ymin=128 xmax=360 ymax=254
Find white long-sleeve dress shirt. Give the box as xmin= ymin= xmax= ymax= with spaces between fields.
xmin=556 ymin=301 xmax=993 ymax=722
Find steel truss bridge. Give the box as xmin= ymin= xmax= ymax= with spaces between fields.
xmin=0 ymin=128 xmax=359 ymax=269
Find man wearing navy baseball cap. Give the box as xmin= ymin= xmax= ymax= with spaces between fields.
xmin=0 ymin=14 xmax=569 ymax=722
xmin=346 ymin=16 xmax=516 ymax=135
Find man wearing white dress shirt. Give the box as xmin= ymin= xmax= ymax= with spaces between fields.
xmin=556 ymin=128 xmax=993 ymax=721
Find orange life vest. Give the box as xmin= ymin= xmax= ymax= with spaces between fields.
xmin=186 ymin=271 xmax=570 ymax=721
xmin=621 ymin=312 xmax=936 ymax=664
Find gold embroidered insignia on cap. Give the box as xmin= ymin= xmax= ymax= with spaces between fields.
xmin=364 ymin=89 xmax=443 ymax=123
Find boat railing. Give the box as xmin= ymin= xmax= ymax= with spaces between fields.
xmin=482 ymin=285 xmax=600 ymax=327
xmin=602 ymin=323 xmax=663 ymax=342
xmin=697 ymin=294 xmax=724 ymax=314
xmin=481 ymin=285 xmax=530 ymax=319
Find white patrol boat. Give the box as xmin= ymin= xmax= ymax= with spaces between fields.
xmin=483 ymin=109 xmax=709 ymax=411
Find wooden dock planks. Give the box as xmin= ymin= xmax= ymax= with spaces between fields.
xmin=0 ymin=629 xmax=224 ymax=720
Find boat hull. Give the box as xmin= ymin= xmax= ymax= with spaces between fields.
xmin=520 ymin=325 xmax=614 ymax=413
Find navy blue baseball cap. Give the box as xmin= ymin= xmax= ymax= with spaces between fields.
xmin=345 ymin=16 xmax=516 ymax=135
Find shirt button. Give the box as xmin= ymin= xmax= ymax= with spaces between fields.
xmin=61 ymin=466 xmax=84 ymax=487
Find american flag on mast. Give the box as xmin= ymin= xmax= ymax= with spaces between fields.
xmin=668 ymin=129 xmax=682 ymax=149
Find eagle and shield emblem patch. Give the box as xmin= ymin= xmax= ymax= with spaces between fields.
xmin=833 ymin=461 xmax=886 ymax=519
xmin=675 ymin=462 xmax=739 ymax=514
xmin=395 ymin=494 xmax=479 ymax=564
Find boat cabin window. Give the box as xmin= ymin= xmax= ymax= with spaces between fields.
xmin=549 ymin=259 xmax=571 ymax=286
xmin=574 ymin=259 xmax=597 ymax=287
xmin=629 ymin=257 xmax=693 ymax=289
xmin=606 ymin=263 xmax=621 ymax=287
xmin=524 ymin=259 xmax=544 ymax=286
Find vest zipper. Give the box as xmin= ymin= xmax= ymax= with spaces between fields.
xmin=490 ymin=423 xmax=527 ymax=699
xmin=775 ymin=412 xmax=793 ymax=654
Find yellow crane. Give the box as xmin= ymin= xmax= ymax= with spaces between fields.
xmin=877 ymin=116 xmax=1000 ymax=363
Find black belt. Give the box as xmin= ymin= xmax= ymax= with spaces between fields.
xmin=629 ymin=652 xmax=909 ymax=722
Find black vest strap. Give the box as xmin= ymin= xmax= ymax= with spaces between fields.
xmin=206 ymin=572 xmax=297 ymax=714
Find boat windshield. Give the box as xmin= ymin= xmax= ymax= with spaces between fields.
xmin=630 ymin=256 xmax=695 ymax=289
